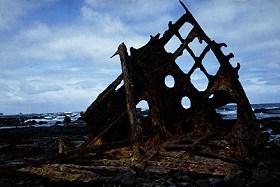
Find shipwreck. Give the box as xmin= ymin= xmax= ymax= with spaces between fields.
xmin=21 ymin=1 xmax=268 ymax=184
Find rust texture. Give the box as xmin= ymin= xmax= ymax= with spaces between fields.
xmin=21 ymin=1 xmax=268 ymax=183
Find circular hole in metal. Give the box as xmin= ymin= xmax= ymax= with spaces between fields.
xmin=216 ymin=103 xmax=237 ymax=120
xmin=136 ymin=100 xmax=149 ymax=111
xmin=181 ymin=96 xmax=190 ymax=109
xmin=165 ymin=75 xmax=175 ymax=88
xmin=136 ymin=100 xmax=150 ymax=119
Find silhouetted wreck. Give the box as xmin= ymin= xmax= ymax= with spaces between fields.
xmin=21 ymin=1 xmax=267 ymax=183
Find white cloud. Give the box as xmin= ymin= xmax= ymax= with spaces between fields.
xmin=0 ymin=0 xmax=279 ymax=114
xmin=82 ymin=0 xmax=178 ymax=34
xmin=83 ymin=0 xmax=175 ymax=18
xmin=19 ymin=79 xmax=63 ymax=95
xmin=0 ymin=0 xmax=25 ymax=30
xmin=0 ymin=0 xmax=57 ymax=31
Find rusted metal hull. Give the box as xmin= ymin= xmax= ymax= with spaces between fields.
xmin=21 ymin=1 xmax=268 ymax=183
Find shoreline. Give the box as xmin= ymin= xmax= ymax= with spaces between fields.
xmin=0 ymin=118 xmax=279 ymax=186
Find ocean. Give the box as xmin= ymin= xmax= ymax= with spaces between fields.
xmin=0 ymin=111 xmax=82 ymax=129
xmin=216 ymin=103 xmax=280 ymax=120
xmin=0 ymin=103 xmax=279 ymax=129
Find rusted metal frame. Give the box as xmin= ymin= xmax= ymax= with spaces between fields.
xmin=184 ymin=49 xmax=200 ymax=79
xmin=114 ymin=43 xmax=144 ymax=147
xmin=174 ymin=31 xmax=184 ymax=44
xmin=172 ymin=27 xmax=197 ymax=60
xmin=203 ymin=41 xmax=258 ymax=137
xmin=25 ymin=163 xmax=136 ymax=184
xmin=180 ymin=1 xmax=235 ymax=70
xmin=131 ymin=51 xmax=172 ymax=138
xmin=172 ymin=26 xmax=212 ymax=80
xmin=160 ymin=11 xmax=190 ymax=46
xmin=140 ymin=79 xmax=180 ymax=135
xmin=180 ymin=1 xmax=258 ymax=138
xmin=129 ymin=34 xmax=160 ymax=60
xmin=208 ymin=55 xmax=257 ymax=139
xmin=80 ymin=110 xmax=128 ymax=148
xmin=170 ymin=21 xmax=185 ymax=48
xmin=9 ymin=139 xmax=131 ymax=173
xmin=130 ymin=40 xmax=180 ymax=136
xmin=147 ymin=99 xmax=171 ymax=140
xmin=136 ymin=91 xmax=171 ymax=141
xmin=167 ymin=2 xmax=258 ymax=141
xmin=42 ymin=140 xmax=131 ymax=165
xmin=186 ymin=45 xmax=212 ymax=79
xmin=179 ymin=1 xmax=212 ymax=49
xmin=145 ymin=156 xmax=241 ymax=176
xmin=196 ymin=145 xmax=242 ymax=162
xmin=84 ymin=73 xmax=123 ymax=117
xmin=198 ymin=51 xmax=212 ymax=79
xmin=163 ymin=143 xmax=240 ymax=163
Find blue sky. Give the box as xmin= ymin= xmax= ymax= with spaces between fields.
xmin=0 ymin=0 xmax=279 ymax=114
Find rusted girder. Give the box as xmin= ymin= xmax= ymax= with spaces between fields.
xmin=111 ymin=43 xmax=144 ymax=148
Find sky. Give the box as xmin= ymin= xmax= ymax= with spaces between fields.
xmin=0 ymin=0 xmax=279 ymax=115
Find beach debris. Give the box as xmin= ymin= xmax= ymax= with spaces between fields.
xmin=21 ymin=1 xmax=268 ymax=183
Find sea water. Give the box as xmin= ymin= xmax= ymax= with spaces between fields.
xmin=0 ymin=103 xmax=279 ymax=129
xmin=0 ymin=112 xmax=81 ymax=129
xmin=216 ymin=103 xmax=280 ymax=120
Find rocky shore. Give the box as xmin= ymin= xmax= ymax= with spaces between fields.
xmin=0 ymin=117 xmax=279 ymax=186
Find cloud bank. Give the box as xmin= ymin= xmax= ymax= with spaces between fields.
xmin=0 ymin=0 xmax=279 ymax=114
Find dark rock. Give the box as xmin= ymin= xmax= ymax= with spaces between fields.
xmin=256 ymin=177 xmax=280 ymax=187
xmin=38 ymin=121 xmax=47 ymax=125
xmin=224 ymin=174 xmax=245 ymax=187
xmin=24 ymin=120 xmax=36 ymax=125
xmin=209 ymin=177 xmax=226 ymax=187
xmin=261 ymin=120 xmax=280 ymax=129
xmin=269 ymin=139 xmax=280 ymax=157
xmin=63 ymin=116 xmax=71 ymax=124
xmin=54 ymin=121 xmax=62 ymax=125
xmin=114 ymin=171 xmax=134 ymax=185
xmin=250 ymin=168 xmax=269 ymax=182
xmin=272 ymin=128 xmax=280 ymax=135
xmin=166 ymin=177 xmax=176 ymax=186
xmin=195 ymin=179 xmax=209 ymax=187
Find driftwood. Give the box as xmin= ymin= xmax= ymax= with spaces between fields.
xmin=20 ymin=1 xmax=268 ymax=183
